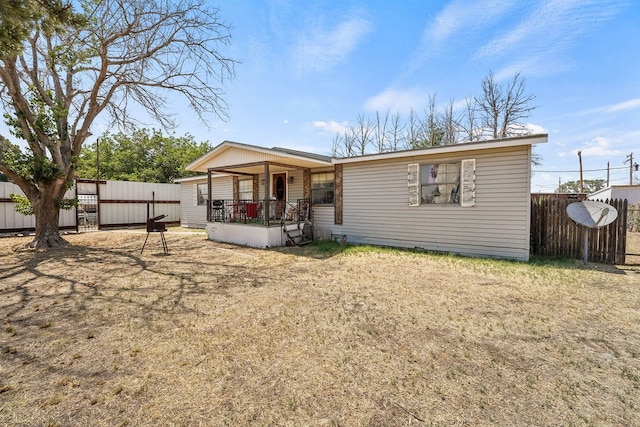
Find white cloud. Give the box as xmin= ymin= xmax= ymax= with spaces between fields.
xmin=607 ymin=98 xmax=640 ymax=112
xmin=578 ymin=97 xmax=640 ymax=116
xmin=493 ymin=56 xmax=570 ymax=81
xmin=312 ymin=120 xmax=350 ymax=134
xmin=407 ymin=0 xmax=516 ymax=72
xmin=476 ymin=0 xmax=625 ymax=62
xmin=427 ymin=0 xmax=516 ymax=43
xmin=525 ymin=123 xmax=547 ymax=135
xmin=560 ymin=136 xmax=625 ymax=158
xmin=294 ymin=14 xmax=372 ymax=74
xmin=363 ymin=86 xmax=430 ymax=114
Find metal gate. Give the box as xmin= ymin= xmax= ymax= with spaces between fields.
xmin=76 ymin=180 xmax=100 ymax=232
xmin=77 ymin=194 xmax=98 ymax=231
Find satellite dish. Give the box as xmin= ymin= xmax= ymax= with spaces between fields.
xmin=566 ymin=200 xmax=618 ymax=265
xmin=566 ymin=200 xmax=618 ymax=229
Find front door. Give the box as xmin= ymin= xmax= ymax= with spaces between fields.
xmin=272 ymin=173 xmax=287 ymax=218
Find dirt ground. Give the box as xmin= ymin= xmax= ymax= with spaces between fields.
xmin=1 ymin=230 xmax=639 ymax=426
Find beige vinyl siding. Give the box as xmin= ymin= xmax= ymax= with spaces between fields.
xmin=180 ymin=178 xmax=208 ymax=228
xmin=288 ymin=170 xmax=304 ymax=202
xmin=211 ymin=176 xmax=234 ymax=200
xmin=204 ymin=147 xmax=312 ymax=170
xmin=255 ymin=171 xmax=304 ymax=203
xmin=333 ymin=145 xmax=532 ymax=260
xmin=312 ymin=205 xmax=339 ymax=239
xmin=258 ymin=177 xmax=266 ymax=200
xmin=180 ymin=176 xmax=234 ymax=228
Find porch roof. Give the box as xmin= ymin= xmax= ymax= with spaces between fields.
xmin=186 ymin=140 xmax=332 ymax=175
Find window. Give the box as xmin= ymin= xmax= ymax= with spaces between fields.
xmin=312 ymin=172 xmax=334 ymax=204
xmin=197 ymin=183 xmax=208 ymax=206
xmin=408 ymin=160 xmax=475 ymax=206
xmin=420 ymin=163 xmax=460 ymax=204
xmin=239 ymin=179 xmax=253 ymax=201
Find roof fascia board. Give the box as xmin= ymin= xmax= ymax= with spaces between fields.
xmin=332 ymin=134 xmax=548 ymax=164
xmin=174 ymin=175 xmax=208 ymax=183
xmin=187 ymin=140 xmax=331 ymax=171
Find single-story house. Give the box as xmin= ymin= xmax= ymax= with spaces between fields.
xmin=180 ymin=134 xmax=548 ymax=261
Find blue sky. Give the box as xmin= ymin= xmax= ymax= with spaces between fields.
xmin=176 ymin=0 xmax=638 ymax=192
xmin=5 ymin=0 xmax=639 ymax=192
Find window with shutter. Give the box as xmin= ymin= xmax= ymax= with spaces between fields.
xmin=407 ymin=159 xmax=475 ymax=206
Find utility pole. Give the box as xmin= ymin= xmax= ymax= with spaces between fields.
xmin=578 ymin=151 xmax=583 ymax=193
xmin=607 ymin=162 xmax=610 ymax=187
xmin=625 ymin=153 xmax=635 ymax=185
xmin=96 ymin=137 xmax=100 ymax=181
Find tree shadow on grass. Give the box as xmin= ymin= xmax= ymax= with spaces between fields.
xmin=0 ymin=238 xmax=277 ymax=414
xmin=0 ymin=238 xmax=269 ymax=327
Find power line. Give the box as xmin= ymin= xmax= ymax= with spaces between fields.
xmin=532 ymin=166 xmax=628 ymax=173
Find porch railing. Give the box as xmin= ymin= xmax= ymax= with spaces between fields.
xmin=208 ymin=198 xmax=311 ymax=226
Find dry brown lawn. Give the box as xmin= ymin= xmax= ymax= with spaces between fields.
xmin=1 ymin=229 xmax=639 ymax=426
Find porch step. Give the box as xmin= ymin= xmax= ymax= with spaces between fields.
xmin=283 ymin=221 xmax=312 ymax=246
xmin=283 ymin=223 xmax=301 ymax=232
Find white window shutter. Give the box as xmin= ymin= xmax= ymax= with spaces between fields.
xmin=460 ymin=159 xmax=476 ymax=207
xmin=407 ymin=163 xmax=420 ymax=206
xmin=193 ymin=184 xmax=198 ymax=206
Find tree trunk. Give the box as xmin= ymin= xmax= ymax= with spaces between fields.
xmin=29 ymin=188 xmax=69 ymax=248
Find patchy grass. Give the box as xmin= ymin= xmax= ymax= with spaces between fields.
xmin=1 ymin=230 xmax=639 ymax=426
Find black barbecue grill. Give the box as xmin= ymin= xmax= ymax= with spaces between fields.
xmin=141 ymin=214 xmax=168 ymax=254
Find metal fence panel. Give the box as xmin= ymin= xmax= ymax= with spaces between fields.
xmin=1 ymin=180 xmax=180 ymax=234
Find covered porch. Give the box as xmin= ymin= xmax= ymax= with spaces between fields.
xmin=205 ymin=196 xmax=312 ymax=248
xmin=206 ymin=160 xmax=313 ymax=227
xmin=185 ymin=141 xmax=333 ymax=248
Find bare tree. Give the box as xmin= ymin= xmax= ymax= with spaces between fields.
xmin=0 ymin=0 xmax=236 ymax=247
xmin=333 ymin=71 xmax=538 ymax=158
xmin=404 ymin=108 xmax=424 ymax=149
xmin=424 ymin=94 xmax=443 ymax=147
xmin=441 ymin=99 xmax=459 ymax=145
xmin=475 ymin=71 xmax=536 ymax=139
xmin=406 ymin=95 xmax=445 ymax=149
xmin=332 ymin=110 xmax=407 ymax=156
xmin=500 ymin=72 xmax=537 ymax=137
xmin=459 ymin=97 xmax=479 ymax=142
xmin=352 ymin=113 xmax=375 ymax=156
xmin=331 ymin=131 xmax=354 ymax=158
xmin=387 ymin=111 xmax=405 ymax=151
xmin=373 ymin=110 xmax=390 ymax=153
xmin=476 ymin=71 xmax=503 ymax=139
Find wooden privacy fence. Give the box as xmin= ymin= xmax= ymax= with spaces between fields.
xmin=531 ymin=198 xmax=628 ymax=264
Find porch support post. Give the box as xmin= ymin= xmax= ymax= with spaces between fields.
xmin=303 ymin=168 xmax=311 ymax=202
xmin=252 ymin=175 xmax=259 ymax=202
xmin=232 ymin=176 xmax=239 ymax=202
xmin=207 ymin=168 xmax=213 ymax=222
xmin=263 ymin=162 xmax=270 ymax=226
xmin=334 ymin=164 xmax=343 ymax=225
